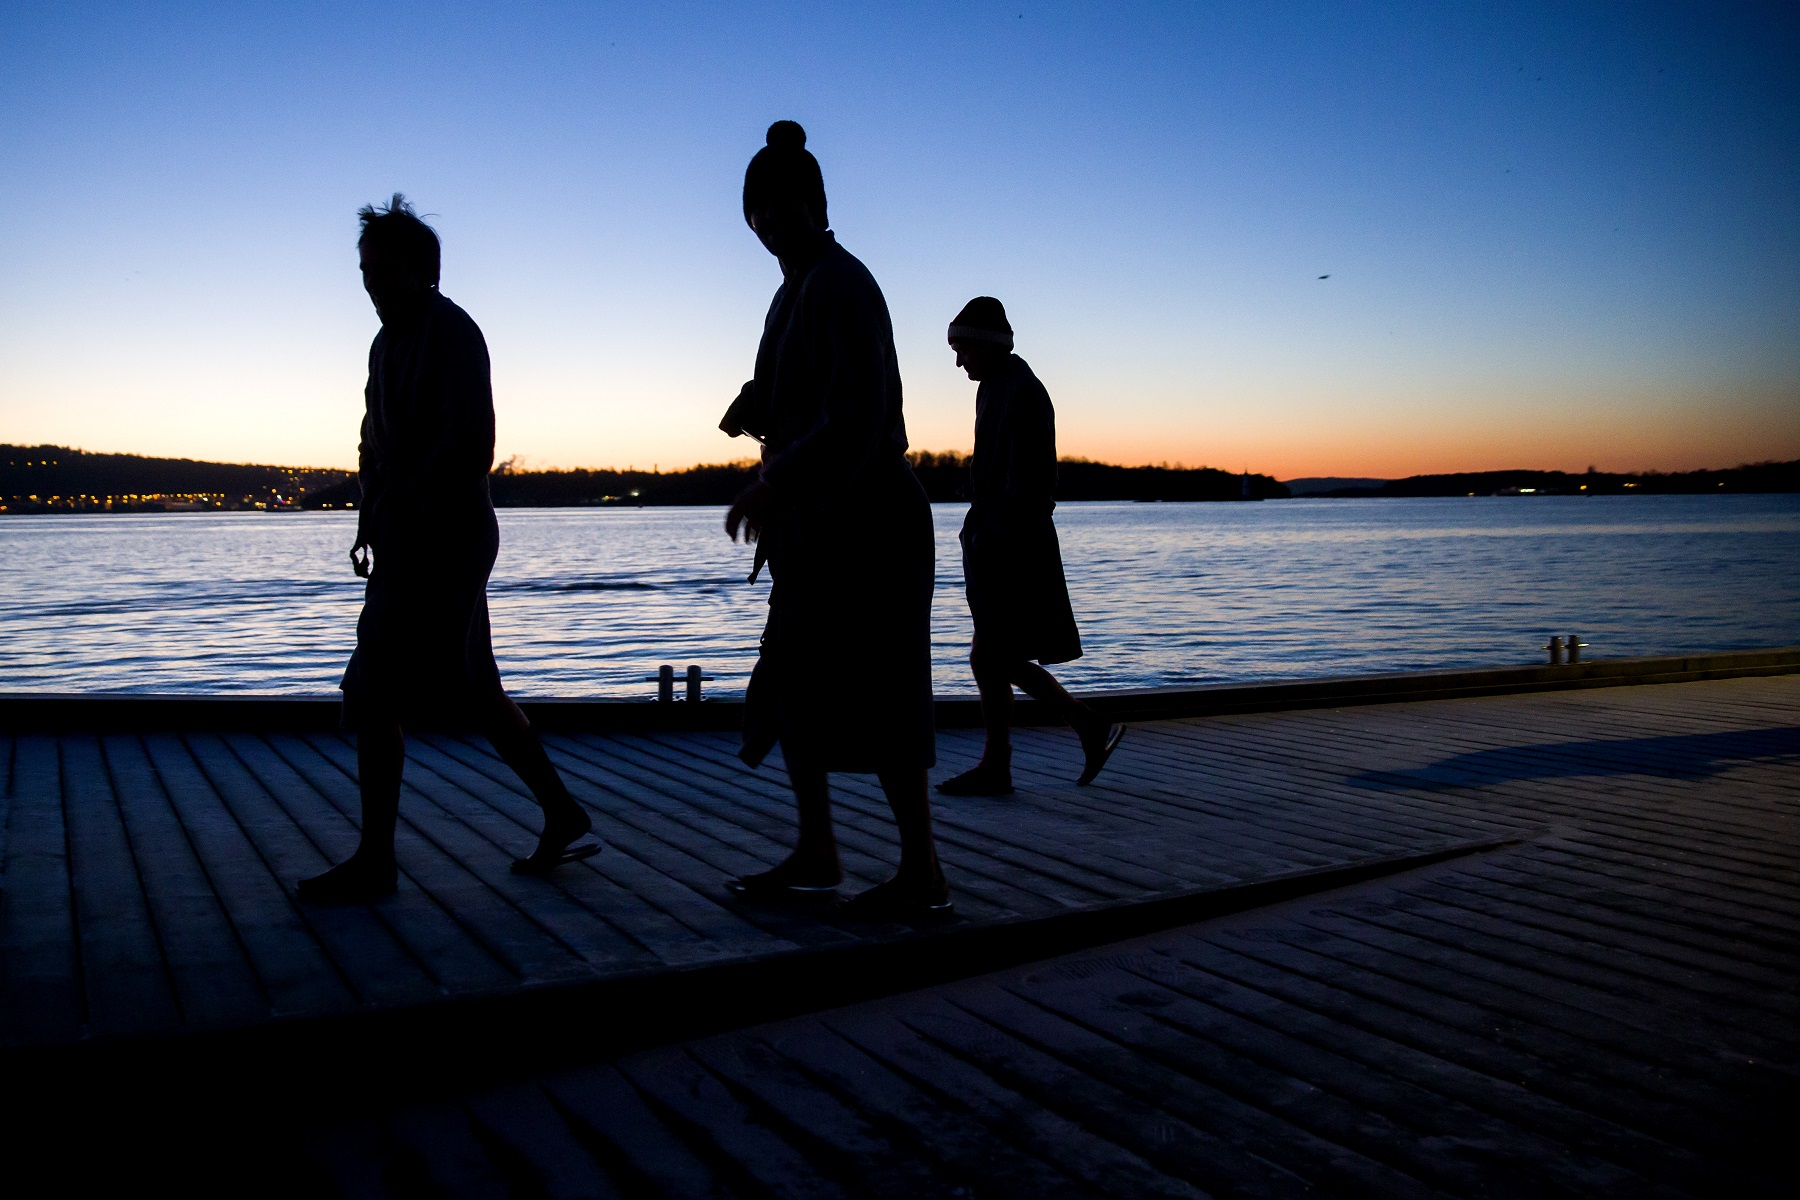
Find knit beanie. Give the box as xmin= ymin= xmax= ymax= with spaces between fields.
xmin=743 ymin=120 xmax=828 ymax=228
xmin=948 ymin=296 xmax=1014 ymax=350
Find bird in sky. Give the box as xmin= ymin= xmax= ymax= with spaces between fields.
xmin=1318 ymin=274 xmax=1330 ymax=279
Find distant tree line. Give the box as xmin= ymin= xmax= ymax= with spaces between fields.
xmin=0 ymin=444 xmax=351 ymax=513
xmin=9 ymin=442 xmax=1792 ymax=514
xmin=1307 ymin=461 xmax=1799 ymax=498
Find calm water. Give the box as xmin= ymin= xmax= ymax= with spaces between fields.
xmin=2 ymin=496 xmax=1797 ymax=699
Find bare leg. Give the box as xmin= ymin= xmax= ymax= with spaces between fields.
xmin=876 ymin=768 xmax=947 ymax=900
xmin=482 ymin=696 xmax=594 ymax=869
xmin=937 ymin=637 xmax=1019 ymax=795
xmin=1011 ymin=661 xmax=1123 ymax=785
xmin=297 ymin=721 xmax=403 ymax=901
xmin=730 ymin=760 xmax=842 ymax=891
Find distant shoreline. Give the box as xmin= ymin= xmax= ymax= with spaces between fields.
xmin=3 ymin=443 xmax=1794 ymax=514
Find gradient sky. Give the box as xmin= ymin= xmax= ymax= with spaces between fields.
xmin=2 ymin=1 xmax=1796 ymax=478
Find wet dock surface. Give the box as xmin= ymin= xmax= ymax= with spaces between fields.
xmin=4 ymin=674 xmax=1797 ymax=1195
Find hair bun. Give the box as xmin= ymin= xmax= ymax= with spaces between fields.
xmin=765 ymin=120 xmax=807 ymax=150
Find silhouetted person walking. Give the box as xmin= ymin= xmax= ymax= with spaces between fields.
xmin=298 ymin=195 xmax=597 ymax=903
xmin=937 ymin=297 xmax=1123 ymax=796
xmin=721 ymin=122 xmax=948 ymax=920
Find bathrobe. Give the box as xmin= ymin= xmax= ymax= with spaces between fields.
xmin=961 ymin=354 xmax=1082 ymax=665
xmin=738 ymin=236 xmax=936 ymax=771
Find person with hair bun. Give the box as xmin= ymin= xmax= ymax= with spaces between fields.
xmin=722 ymin=121 xmax=948 ymax=921
xmin=298 ymin=195 xmax=598 ymax=903
xmin=938 ymin=296 xmax=1123 ymax=796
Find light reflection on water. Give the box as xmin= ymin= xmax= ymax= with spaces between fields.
xmin=1 ymin=495 xmax=1796 ymax=698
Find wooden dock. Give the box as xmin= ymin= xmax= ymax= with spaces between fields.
xmin=2 ymin=657 xmax=1797 ymax=1195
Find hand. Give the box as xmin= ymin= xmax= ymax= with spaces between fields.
xmin=725 ymin=480 xmax=772 ymax=544
xmin=350 ymin=540 xmax=372 ymax=578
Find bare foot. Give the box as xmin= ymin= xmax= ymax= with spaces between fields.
xmin=297 ymin=853 xmax=397 ymax=903
xmin=936 ymin=763 xmax=1014 ymax=796
xmin=513 ymin=803 xmax=600 ymax=876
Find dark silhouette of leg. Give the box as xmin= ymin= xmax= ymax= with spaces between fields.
xmin=297 ymin=721 xmax=404 ymax=902
xmin=484 ymin=696 xmax=600 ymax=874
xmin=940 ymin=636 xmax=1124 ymax=795
xmin=937 ymin=637 xmax=1019 ymax=795
xmin=1011 ymin=660 xmax=1124 ymax=785
xmin=843 ymin=767 xmax=951 ymax=919
xmin=728 ymin=761 xmax=842 ymax=895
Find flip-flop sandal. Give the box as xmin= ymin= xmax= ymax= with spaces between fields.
xmin=511 ymin=841 xmax=603 ymax=876
xmin=838 ymin=880 xmax=956 ymax=925
xmin=725 ymin=871 xmax=840 ymax=902
xmin=1077 ymin=724 xmax=1126 ymax=786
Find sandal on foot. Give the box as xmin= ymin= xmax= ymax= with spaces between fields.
xmin=511 ymin=841 xmax=603 ymax=876
xmin=725 ymin=869 xmax=840 ymax=902
xmin=1077 ymin=724 xmax=1125 ymax=786
xmin=839 ymin=878 xmax=955 ymax=924
xmin=935 ymin=767 xmax=1014 ymax=796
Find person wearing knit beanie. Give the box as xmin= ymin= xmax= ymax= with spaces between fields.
xmin=939 ymin=298 xmax=1125 ymax=796
xmin=720 ymin=121 xmax=948 ymax=921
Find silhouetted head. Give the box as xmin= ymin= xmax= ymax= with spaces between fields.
xmin=743 ymin=121 xmax=829 ymax=262
xmin=357 ymin=194 xmax=440 ymax=326
xmin=949 ymin=296 xmax=1014 ymax=381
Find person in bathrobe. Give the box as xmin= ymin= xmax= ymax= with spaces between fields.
xmin=721 ymin=122 xmax=948 ymax=921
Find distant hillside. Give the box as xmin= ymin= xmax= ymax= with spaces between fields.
xmin=1283 ymin=476 xmax=1389 ymax=495
xmin=1 ymin=445 xmax=351 ymax=513
xmin=1299 ymin=461 xmax=1799 ymax=498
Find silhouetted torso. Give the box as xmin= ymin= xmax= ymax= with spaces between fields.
xmin=357 ymin=293 xmax=497 ymax=559
xmin=961 ymin=354 xmax=1081 ymax=665
xmin=741 ymin=236 xmax=936 ymax=771
xmin=341 ymin=292 xmax=504 ymax=725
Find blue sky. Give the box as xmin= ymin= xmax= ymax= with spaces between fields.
xmin=2 ymin=1 xmax=1795 ymax=476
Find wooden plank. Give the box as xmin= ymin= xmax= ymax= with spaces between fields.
xmin=823 ymin=1006 xmax=1208 ymax=1200
xmin=1193 ymin=924 xmax=1759 ymax=1138
xmin=1219 ymin=704 xmax=1798 ymax=861
xmin=904 ymin=988 xmax=1347 ymax=1199
xmin=1160 ymin=927 xmax=1745 ymax=1158
xmin=384 ymin=1100 xmax=516 ymax=1199
xmin=615 ymin=1045 xmax=853 ymax=1200
xmin=996 ymin=966 xmax=1588 ymax=1200
xmin=1130 ymin=929 xmax=1730 ymax=1197
xmin=461 ymin=1082 xmax=624 ymax=1200
xmin=628 ymin=731 xmax=1185 ymax=907
xmin=1473 ymin=846 xmax=1800 ymax=950
xmin=0 ymin=734 xmax=81 ymax=1044
xmin=57 ymin=734 xmax=181 ymax=1037
xmin=282 ymin=732 xmax=642 ymax=984
xmin=589 ymin=732 xmax=1111 ymax=913
xmin=0 ymin=734 xmax=15 ymax=875
xmin=177 ymin=732 xmax=442 ymax=1008
xmin=1276 ymin=909 xmax=1790 ymax=1103
xmin=649 ymin=730 xmax=1219 ymax=893
xmin=97 ymin=735 xmax=267 ymax=1030
xmin=1341 ymin=890 xmax=1800 ymax=1046
xmin=402 ymin=734 xmax=755 ymax=967
xmin=540 ymin=1064 xmax=747 ymax=1199
xmin=243 ymin=733 xmax=521 ymax=995
xmin=1412 ymin=872 xmax=1800 ymax=995
xmin=686 ymin=1032 xmax=955 ymax=1200
xmin=940 ymin=976 xmax=1429 ymax=1200
xmin=760 ymin=1019 xmax=1106 ymax=1199
xmin=138 ymin=733 xmax=357 ymax=1017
